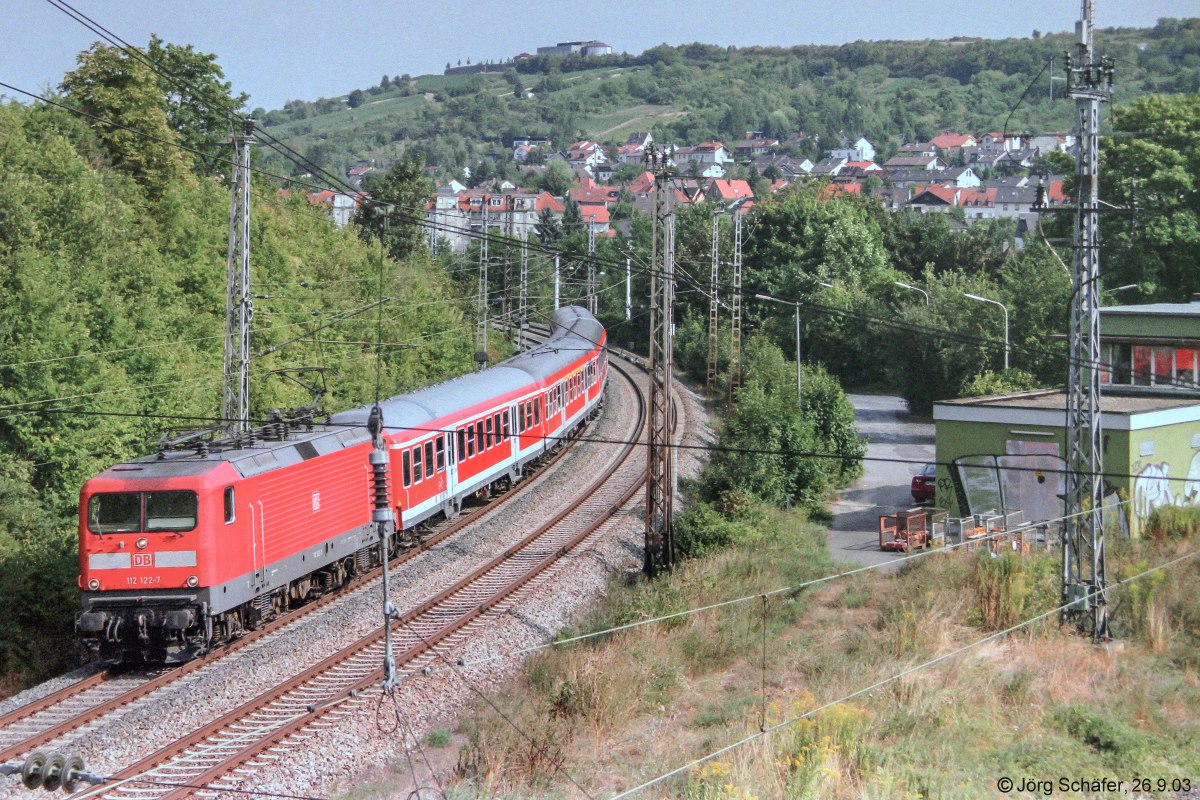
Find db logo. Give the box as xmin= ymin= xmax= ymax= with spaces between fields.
xmin=133 ymin=553 xmax=153 ymax=568
xmin=312 ymin=491 xmax=321 ymax=512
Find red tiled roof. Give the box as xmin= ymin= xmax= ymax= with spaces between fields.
xmin=1047 ymin=179 xmax=1067 ymax=205
xmin=708 ymin=179 xmax=754 ymax=201
xmin=958 ymin=187 xmax=997 ymax=207
xmin=579 ymin=204 xmax=610 ymax=224
xmin=818 ymin=183 xmax=862 ymax=200
xmin=931 ymin=133 xmax=975 ymax=149
xmin=910 ymin=184 xmax=958 ymax=205
xmin=844 ymin=161 xmax=881 ymax=171
xmin=535 ymin=192 xmax=564 ymax=213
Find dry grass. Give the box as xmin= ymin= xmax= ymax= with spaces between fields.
xmin=445 ymin=510 xmax=1200 ymax=799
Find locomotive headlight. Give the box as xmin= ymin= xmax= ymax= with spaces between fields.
xmin=136 ymin=537 xmax=148 ymax=550
xmin=87 ymin=578 xmax=100 ymax=590
xmin=186 ymin=575 xmax=199 ymax=588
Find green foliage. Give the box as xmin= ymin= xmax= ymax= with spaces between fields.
xmin=960 ymin=368 xmax=1039 ymax=397
xmin=743 ymin=186 xmax=899 ymax=386
xmin=1096 ymin=93 xmax=1200 ymax=302
xmin=146 ymin=35 xmax=249 ymax=170
xmin=254 ymin=25 xmax=1200 ymax=178
xmin=0 ymin=97 xmax=474 ymax=691
xmin=538 ymin=160 xmax=573 ymax=197
xmin=59 ymin=42 xmax=190 ymax=196
xmin=424 ymin=729 xmax=453 ymax=748
xmin=355 ymin=154 xmax=434 ymax=261
xmin=1051 ymin=705 xmax=1153 ymax=765
xmin=700 ymin=336 xmax=864 ymax=511
xmin=1143 ymin=505 xmax=1200 ymax=542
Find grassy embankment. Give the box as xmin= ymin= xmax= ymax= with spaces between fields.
xmin=407 ymin=506 xmax=1200 ymax=799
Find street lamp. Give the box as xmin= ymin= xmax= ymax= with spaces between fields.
xmin=963 ymin=292 xmax=1009 ymax=371
xmin=755 ymin=293 xmax=802 ymax=408
xmin=1103 ymin=283 xmax=1138 ymax=300
xmin=894 ymin=280 xmax=930 ymax=306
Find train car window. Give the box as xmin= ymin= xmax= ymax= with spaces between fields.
xmin=475 ymin=420 xmax=484 ymax=453
xmin=412 ymin=446 xmax=423 ymax=483
xmin=224 ymin=487 xmax=236 ymax=524
xmin=517 ymin=403 xmax=525 ymax=433
xmin=533 ymin=398 xmax=540 ymax=426
xmin=493 ymin=412 xmax=503 ymax=441
xmin=436 ymin=437 xmax=446 ymax=471
xmin=457 ymin=429 xmax=466 ymax=462
xmin=502 ymin=409 xmax=511 ymax=439
xmin=88 ymin=492 xmax=141 ymax=534
xmin=145 ymin=491 xmax=198 ymax=532
xmin=466 ymin=427 xmax=475 ymax=458
xmin=403 ymin=450 xmax=412 ymax=487
xmin=485 ymin=416 xmax=493 ymax=448
xmin=424 ymin=441 xmax=435 ymax=478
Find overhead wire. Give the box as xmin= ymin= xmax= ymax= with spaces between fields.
xmin=607 ymin=545 xmax=1200 ymax=798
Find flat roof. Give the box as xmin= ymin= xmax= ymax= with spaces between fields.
xmin=1102 ymin=302 xmax=1200 ymax=317
xmin=939 ymin=388 xmax=1199 ymax=415
xmin=936 ymin=388 xmax=1200 ymax=432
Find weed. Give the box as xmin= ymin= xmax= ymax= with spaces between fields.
xmin=425 ymin=729 xmax=452 ymax=748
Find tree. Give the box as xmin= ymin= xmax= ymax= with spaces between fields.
xmin=1097 ymin=93 xmax=1200 ymax=302
xmin=59 ymin=42 xmax=189 ymax=197
xmin=146 ymin=35 xmax=249 ymax=171
xmin=538 ymin=160 xmax=574 ymax=196
xmin=535 ymin=207 xmax=563 ymax=246
xmin=347 ymin=89 xmax=366 ymax=109
xmin=380 ymin=74 xmax=391 ymax=90
xmin=355 ymin=154 xmax=434 ymax=261
xmin=701 ymin=336 xmax=863 ymax=510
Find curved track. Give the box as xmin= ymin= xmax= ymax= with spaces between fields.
xmin=0 ymin=334 xmax=607 ymax=772
xmin=71 ymin=358 xmax=647 ymax=799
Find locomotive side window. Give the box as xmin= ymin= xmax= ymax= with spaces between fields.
xmin=424 ymin=441 xmax=435 ymax=478
xmin=88 ymin=492 xmax=141 ymax=534
xmin=412 ymin=446 xmax=423 ymax=483
xmin=224 ymin=487 xmax=235 ymax=524
xmin=403 ymin=450 xmax=412 ymax=487
xmin=146 ymin=491 xmax=198 ymax=532
xmin=437 ymin=436 xmax=446 ymax=470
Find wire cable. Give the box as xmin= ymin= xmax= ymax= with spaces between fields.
xmin=607 ymin=545 xmax=1200 ymax=799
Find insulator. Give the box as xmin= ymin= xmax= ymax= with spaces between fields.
xmin=369 ymin=449 xmax=392 ymax=522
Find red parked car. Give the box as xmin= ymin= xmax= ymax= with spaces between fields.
xmin=911 ymin=462 xmax=937 ymax=504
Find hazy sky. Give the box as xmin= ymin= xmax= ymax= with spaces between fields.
xmin=3 ymin=1 xmax=1195 ymax=111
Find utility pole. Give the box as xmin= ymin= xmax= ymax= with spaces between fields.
xmin=519 ymin=233 xmax=529 ymax=345
xmin=223 ymin=119 xmax=254 ymax=436
xmin=475 ymin=200 xmax=489 ymax=369
xmin=503 ymin=195 xmax=514 ymax=342
xmin=706 ymin=210 xmax=720 ymax=393
xmin=587 ymin=214 xmax=597 ymax=315
xmin=625 ymin=254 xmax=632 ymax=321
xmin=644 ymin=144 xmax=675 ymax=577
xmin=729 ymin=210 xmax=744 ymax=402
xmin=553 ymin=253 xmax=560 ymax=310
xmin=1063 ymin=0 xmax=1114 ymax=642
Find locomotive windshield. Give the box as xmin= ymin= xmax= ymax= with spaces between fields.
xmin=87 ymin=491 xmax=198 ymax=534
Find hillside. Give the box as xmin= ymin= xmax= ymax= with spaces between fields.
xmin=253 ymin=19 xmax=1200 ymax=179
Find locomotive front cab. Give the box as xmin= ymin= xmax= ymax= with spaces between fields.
xmin=77 ymin=461 xmax=234 ymax=662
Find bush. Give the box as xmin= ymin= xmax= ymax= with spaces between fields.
xmin=1052 ymin=705 xmax=1152 ymax=764
xmin=1144 ymin=505 xmax=1200 ymax=542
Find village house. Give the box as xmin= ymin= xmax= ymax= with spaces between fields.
xmin=672 ymin=141 xmax=734 ymax=178
xmin=426 ymin=189 xmax=564 ymax=253
xmin=828 ymin=136 xmax=876 ymax=163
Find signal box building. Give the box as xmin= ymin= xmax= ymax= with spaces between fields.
xmin=933 ymin=299 xmax=1200 ymax=535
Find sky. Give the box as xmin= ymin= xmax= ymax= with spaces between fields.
xmin=3 ymin=1 xmax=1196 ymax=111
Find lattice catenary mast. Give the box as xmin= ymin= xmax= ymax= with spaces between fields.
xmin=1063 ymin=0 xmax=1114 ymax=641
xmin=706 ymin=210 xmax=720 ymax=392
xmin=223 ymin=119 xmax=255 ymax=435
xmin=644 ymin=145 xmax=676 ymax=576
xmin=729 ymin=210 xmax=744 ymax=401
xmin=475 ymin=202 xmax=490 ymax=369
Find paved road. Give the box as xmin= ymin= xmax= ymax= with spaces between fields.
xmin=827 ymin=394 xmax=935 ymax=567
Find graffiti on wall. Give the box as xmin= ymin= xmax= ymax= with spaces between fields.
xmin=1132 ymin=438 xmax=1200 ymax=525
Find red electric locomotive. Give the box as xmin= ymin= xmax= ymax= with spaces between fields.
xmin=78 ymin=307 xmax=607 ymax=662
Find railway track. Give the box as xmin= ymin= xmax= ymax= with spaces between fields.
xmin=0 ymin=330 xmax=605 ymax=776
xmin=71 ymin=357 xmax=649 ymax=799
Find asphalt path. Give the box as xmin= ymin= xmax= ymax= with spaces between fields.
xmin=827 ymin=394 xmax=935 ymax=567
